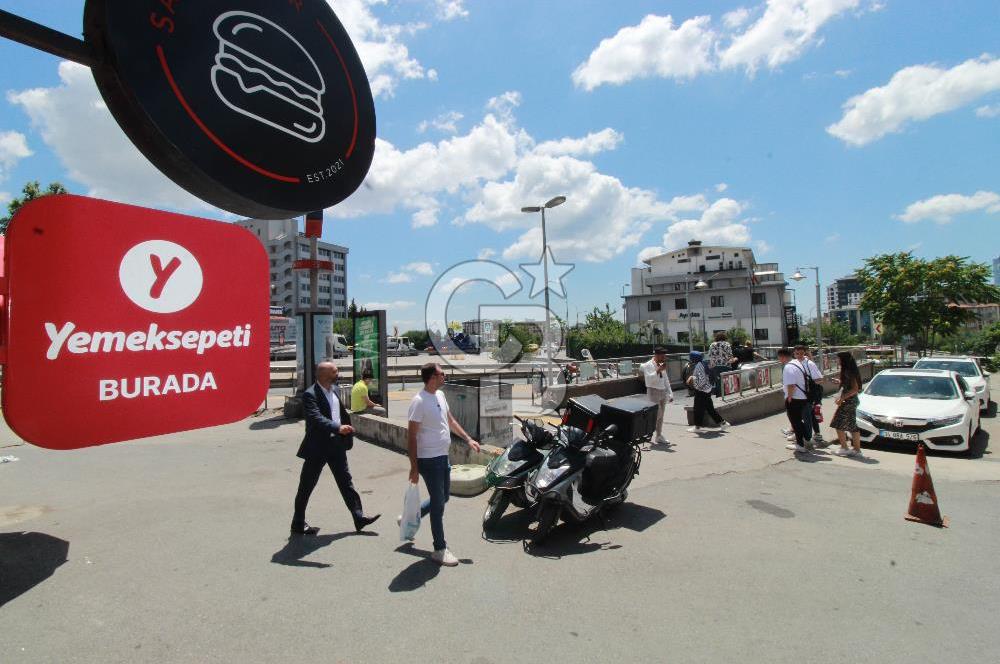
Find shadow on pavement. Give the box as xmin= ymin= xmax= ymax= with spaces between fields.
xmin=0 ymin=531 xmax=69 ymax=608
xmin=249 ymin=416 xmax=298 ymax=431
xmin=388 ymin=543 xmax=472 ymax=592
xmin=645 ymin=440 xmax=677 ymax=453
xmin=271 ymin=530 xmax=375 ymax=568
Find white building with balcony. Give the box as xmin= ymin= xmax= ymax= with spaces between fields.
xmin=237 ymin=218 xmax=349 ymax=317
xmin=625 ymin=240 xmax=790 ymax=346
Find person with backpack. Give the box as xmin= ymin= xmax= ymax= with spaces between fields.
xmin=778 ymin=347 xmax=813 ymax=453
xmin=781 ymin=346 xmax=825 ymax=444
xmin=685 ymin=350 xmax=730 ymax=433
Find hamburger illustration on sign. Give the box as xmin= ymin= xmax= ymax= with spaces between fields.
xmin=84 ymin=0 xmax=376 ymax=219
xmin=212 ymin=12 xmax=327 ymax=144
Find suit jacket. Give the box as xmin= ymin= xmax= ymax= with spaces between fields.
xmin=296 ymin=383 xmax=354 ymax=460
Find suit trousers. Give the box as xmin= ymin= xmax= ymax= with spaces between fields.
xmin=292 ymin=448 xmax=363 ymax=528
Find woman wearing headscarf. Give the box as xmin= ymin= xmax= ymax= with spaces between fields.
xmin=686 ymin=351 xmax=730 ymax=433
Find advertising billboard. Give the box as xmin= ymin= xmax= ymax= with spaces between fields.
xmin=352 ymin=311 xmax=387 ymax=414
xmin=1 ymin=195 xmax=269 ymax=449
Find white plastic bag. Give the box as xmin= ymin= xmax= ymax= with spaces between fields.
xmin=400 ymin=481 xmax=421 ymax=542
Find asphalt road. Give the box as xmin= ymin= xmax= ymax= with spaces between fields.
xmin=2 ymin=382 xmax=998 ymax=663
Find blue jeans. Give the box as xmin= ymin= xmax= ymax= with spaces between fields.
xmin=418 ymin=455 xmax=450 ymax=551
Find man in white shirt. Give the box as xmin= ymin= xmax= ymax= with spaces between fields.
xmin=406 ymin=363 xmax=480 ymax=566
xmin=779 ymin=347 xmax=812 ymax=453
xmin=641 ymin=346 xmax=674 ymax=444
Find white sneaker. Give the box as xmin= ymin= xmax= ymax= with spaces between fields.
xmin=656 ymin=434 xmax=669 ymax=444
xmin=846 ymin=449 xmax=863 ymax=458
xmin=785 ymin=434 xmax=796 ymax=442
xmin=687 ymin=426 xmax=702 ymax=433
xmin=431 ymin=548 xmax=459 ymax=566
xmin=833 ymin=448 xmax=850 ymax=456
xmin=793 ymin=445 xmax=808 ymax=454
xmin=785 ymin=443 xmax=798 ymax=450
xmin=720 ymin=421 xmax=731 ymax=431
xmin=780 ymin=428 xmax=793 ymax=436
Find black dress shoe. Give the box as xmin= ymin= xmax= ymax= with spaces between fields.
xmin=290 ymin=523 xmax=320 ymax=535
xmin=354 ymin=513 xmax=381 ymax=532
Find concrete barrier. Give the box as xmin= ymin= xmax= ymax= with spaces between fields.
xmin=684 ymin=361 xmax=876 ymax=425
xmin=350 ymin=412 xmax=503 ymax=466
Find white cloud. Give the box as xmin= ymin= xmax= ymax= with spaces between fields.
xmin=328 ymin=0 xmax=433 ymax=98
xmin=723 ymin=8 xmax=751 ymax=29
xmin=636 ymin=197 xmax=753 ymax=263
xmin=896 ymin=191 xmax=1000 ymax=224
xmin=477 ymin=248 xmax=497 ymax=260
xmin=975 ymin=104 xmax=1000 ymax=118
xmin=574 ymin=1 xmax=863 ymax=90
xmin=0 ymin=191 xmax=10 ymax=206
xmin=535 ymin=129 xmax=623 ymax=157
xmin=385 ymin=261 xmax=435 ymax=284
xmin=364 ymin=300 xmax=415 ymax=310
xmin=828 ymin=55 xmax=1000 ymax=146
xmin=719 ymin=0 xmax=860 ymax=74
xmin=7 ymin=62 xmax=213 ymax=212
xmin=714 ymin=182 xmax=728 ymax=193
xmin=824 ymin=233 xmax=840 ymax=243
xmin=0 ymin=130 xmax=32 ymax=180
xmin=572 ymin=14 xmax=717 ymax=90
xmin=418 ymin=110 xmax=464 ymax=134
xmin=434 ymin=0 xmax=468 ymax=21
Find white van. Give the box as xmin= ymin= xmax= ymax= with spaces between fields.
xmin=325 ymin=333 xmax=351 ymax=358
xmin=387 ymin=336 xmax=419 ymax=356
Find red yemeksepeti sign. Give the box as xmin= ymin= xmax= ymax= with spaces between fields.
xmin=1 ymin=195 xmax=269 ymax=449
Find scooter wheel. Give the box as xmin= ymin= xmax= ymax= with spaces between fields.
xmin=532 ymin=503 xmax=560 ymax=545
xmin=482 ymin=490 xmax=511 ymax=531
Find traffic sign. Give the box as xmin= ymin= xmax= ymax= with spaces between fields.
xmin=84 ymin=0 xmax=376 ymax=219
xmin=1 ymin=195 xmax=270 ymax=449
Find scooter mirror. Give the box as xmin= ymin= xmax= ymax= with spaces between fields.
xmin=603 ymin=424 xmax=619 ymax=436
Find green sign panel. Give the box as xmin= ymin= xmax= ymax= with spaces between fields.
xmin=352 ymin=311 xmax=387 ymax=414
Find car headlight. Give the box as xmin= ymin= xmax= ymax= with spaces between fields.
xmin=929 ymin=415 xmax=963 ymax=428
xmin=534 ymin=461 xmax=570 ymax=489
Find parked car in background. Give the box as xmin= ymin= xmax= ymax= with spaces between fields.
xmin=387 ymin=336 xmax=420 ymax=356
xmin=856 ymin=368 xmax=981 ymax=454
xmin=912 ymin=357 xmax=991 ymax=413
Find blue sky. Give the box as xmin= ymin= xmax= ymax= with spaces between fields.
xmin=1 ymin=0 xmax=998 ymax=332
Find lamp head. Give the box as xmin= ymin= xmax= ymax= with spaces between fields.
xmin=545 ymin=196 xmax=567 ymax=208
xmin=694 ymin=280 xmax=708 ymax=289
xmin=521 ymin=206 xmax=542 ymax=213
xmin=790 ymin=270 xmax=806 ymax=282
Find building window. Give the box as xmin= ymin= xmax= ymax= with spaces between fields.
xmin=699 ymin=265 xmax=706 ymax=272
xmin=751 ymin=292 xmax=766 ymax=305
xmin=754 ymin=328 xmax=769 ymax=341
xmin=674 ymin=298 xmax=687 ymax=310
xmin=711 ymin=295 xmax=725 ymax=308
xmin=677 ymin=331 xmax=690 ymax=343
xmin=674 ymin=283 xmax=682 ymax=291
xmin=647 ymin=300 xmax=661 ymax=312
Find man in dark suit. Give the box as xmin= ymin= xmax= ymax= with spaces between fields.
xmin=291 ymin=362 xmax=380 ymax=535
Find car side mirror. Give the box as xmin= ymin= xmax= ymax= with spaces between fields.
xmin=964 ymin=391 xmax=975 ymax=400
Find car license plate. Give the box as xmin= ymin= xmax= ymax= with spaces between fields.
xmin=879 ymin=430 xmax=919 ymax=441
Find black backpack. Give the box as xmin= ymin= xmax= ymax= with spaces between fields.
xmin=794 ymin=361 xmax=823 ymax=403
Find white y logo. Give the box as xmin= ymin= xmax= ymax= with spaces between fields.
xmin=119 ymin=241 xmax=203 ymax=314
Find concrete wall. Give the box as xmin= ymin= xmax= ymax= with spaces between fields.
xmin=685 ymin=361 xmax=876 ymax=425
xmin=350 ymin=413 xmax=503 ymax=466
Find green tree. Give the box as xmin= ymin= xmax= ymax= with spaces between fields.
xmin=1 ymin=180 xmax=68 ymax=234
xmin=402 ymin=329 xmax=430 ymax=349
xmin=798 ymin=319 xmax=860 ymax=347
xmin=725 ymin=326 xmax=750 ymax=347
xmin=857 ymin=253 xmax=999 ymax=356
xmin=331 ymin=318 xmax=353 ymax=344
xmin=492 ymin=320 xmax=540 ymax=363
xmin=347 ymin=299 xmax=358 ymax=317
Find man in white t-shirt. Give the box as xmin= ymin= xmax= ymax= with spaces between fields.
xmin=779 ymin=347 xmax=812 ymax=454
xmin=406 ymin=362 xmax=480 ymax=566
xmin=640 ymin=346 xmax=674 ymax=444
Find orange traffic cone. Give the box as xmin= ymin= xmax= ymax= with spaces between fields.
xmin=905 ymin=444 xmax=948 ymax=527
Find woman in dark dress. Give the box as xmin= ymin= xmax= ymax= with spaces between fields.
xmin=830 ymin=352 xmax=863 ymax=457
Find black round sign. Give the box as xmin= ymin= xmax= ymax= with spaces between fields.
xmin=84 ymin=0 xmax=376 ymax=219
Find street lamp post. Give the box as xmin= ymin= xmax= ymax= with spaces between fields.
xmin=694 ymin=272 xmax=720 ymax=351
xmin=791 ymin=267 xmax=823 ymax=368
xmin=521 ymin=196 xmax=566 ymax=358
xmin=620 ymin=283 xmax=629 ymax=325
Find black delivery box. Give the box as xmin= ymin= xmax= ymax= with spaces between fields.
xmin=599 ymin=396 xmax=659 ymax=443
xmin=562 ymin=395 xmax=607 ymax=431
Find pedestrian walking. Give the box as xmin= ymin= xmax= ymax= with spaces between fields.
xmin=351 ymin=370 xmax=386 ymax=415
xmin=830 ymin=352 xmax=864 ymax=458
xmin=779 ymin=348 xmax=812 ymax=453
xmin=290 ymin=362 xmax=381 ymax=536
xmin=641 ymin=346 xmax=674 ymax=444
xmin=733 ymin=340 xmax=764 ymax=367
xmin=686 ymin=351 xmax=730 ymax=433
xmin=406 ymin=362 xmax=480 ymax=566
xmin=797 ymin=346 xmax=826 ymax=446
xmin=707 ymin=332 xmax=736 ymax=396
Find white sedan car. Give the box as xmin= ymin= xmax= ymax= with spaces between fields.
xmin=856 ymin=368 xmax=981 ymax=453
xmin=912 ymin=357 xmax=991 ymax=412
